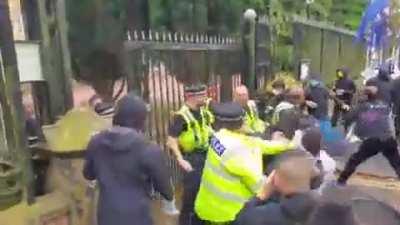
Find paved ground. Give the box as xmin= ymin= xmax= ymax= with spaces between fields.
xmin=334 ymin=141 xmax=398 ymax=178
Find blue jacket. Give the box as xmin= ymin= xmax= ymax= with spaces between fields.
xmin=83 ymin=95 xmax=173 ymax=225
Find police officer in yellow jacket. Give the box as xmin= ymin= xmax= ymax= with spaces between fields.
xmin=234 ymin=85 xmax=266 ymax=135
xmin=195 ymin=102 xmax=294 ymax=224
xmin=167 ymin=84 xmax=214 ymax=225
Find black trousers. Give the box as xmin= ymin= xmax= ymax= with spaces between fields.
xmin=331 ymin=103 xmax=349 ymax=130
xmin=179 ymin=151 xmax=206 ymax=225
xmin=338 ymin=137 xmax=400 ymax=184
xmin=394 ymin=113 xmax=400 ymax=136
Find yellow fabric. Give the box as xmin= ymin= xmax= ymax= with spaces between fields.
xmin=243 ymin=101 xmax=266 ymax=134
xmin=195 ymin=129 xmax=292 ymax=222
xmin=42 ymin=107 xmax=111 ymax=152
xmin=176 ymin=102 xmax=213 ymax=153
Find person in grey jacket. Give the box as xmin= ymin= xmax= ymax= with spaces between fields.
xmin=338 ymin=86 xmax=400 ymax=185
xmin=83 ymin=94 xmax=173 ymax=225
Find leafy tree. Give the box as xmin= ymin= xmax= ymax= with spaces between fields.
xmin=67 ymin=0 xmax=127 ymax=102
xmin=329 ymin=0 xmax=367 ymax=30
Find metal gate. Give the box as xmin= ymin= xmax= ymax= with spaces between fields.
xmin=124 ymin=31 xmax=243 ymax=183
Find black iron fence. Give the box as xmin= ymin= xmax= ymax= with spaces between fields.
xmin=124 ymin=31 xmax=243 ymax=183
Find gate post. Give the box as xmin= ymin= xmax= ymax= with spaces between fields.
xmin=0 ymin=0 xmax=33 ymax=204
xmin=243 ymin=9 xmax=257 ymax=94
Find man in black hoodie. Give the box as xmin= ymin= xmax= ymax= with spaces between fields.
xmin=331 ymin=68 xmax=356 ymax=129
xmin=338 ymin=86 xmax=400 ymax=185
xmin=366 ymin=66 xmax=393 ymax=104
xmin=235 ymin=151 xmax=319 ymax=225
xmin=83 ymin=94 xmax=173 ymax=225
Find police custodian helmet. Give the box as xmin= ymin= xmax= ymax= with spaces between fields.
xmin=212 ymin=102 xmax=245 ymax=122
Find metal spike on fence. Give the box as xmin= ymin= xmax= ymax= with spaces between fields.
xmin=149 ymin=29 xmax=153 ymax=41
xmin=141 ymin=30 xmax=146 ymax=41
xmin=200 ymin=34 xmax=204 ymax=43
xmin=190 ymin=34 xmax=194 ymax=43
xmin=127 ymin=31 xmax=132 ymax=41
xmin=162 ymin=32 xmax=167 ymax=42
xmin=155 ymin=31 xmax=160 ymax=41
xmin=185 ymin=33 xmax=189 ymax=43
xmin=174 ymin=32 xmax=178 ymax=42
xmin=134 ymin=30 xmax=139 ymax=40
xmin=168 ymin=32 xmax=172 ymax=42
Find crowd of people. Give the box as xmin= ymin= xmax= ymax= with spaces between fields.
xmin=82 ymin=65 xmax=400 ymax=225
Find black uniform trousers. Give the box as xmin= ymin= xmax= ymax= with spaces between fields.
xmin=331 ymin=103 xmax=349 ymax=130
xmin=338 ymin=137 xmax=400 ymax=184
xmin=180 ymin=151 xmax=206 ymax=225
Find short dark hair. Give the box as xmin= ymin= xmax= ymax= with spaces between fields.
xmin=272 ymin=80 xmax=286 ymax=89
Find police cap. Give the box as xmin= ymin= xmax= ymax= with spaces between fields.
xmin=184 ymin=84 xmax=207 ymax=96
xmin=212 ymin=102 xmax=244 ymax=122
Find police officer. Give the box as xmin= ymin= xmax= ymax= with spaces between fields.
xmin=167 ymin=84 xmax=214 ymax=225
xmin=195 ymin=102 xmax=294 ymax=225
xmin=233 ymin=85 xmax=266 ymax=135
xmin=331 ymin=68 xmax=356 ymax=129
xmin=338 ymin=86 xmax=400 ymax=185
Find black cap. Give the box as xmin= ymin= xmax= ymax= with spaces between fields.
xmin=212 ymin=102 xmax=244 ymax=122
xmin=184 ymin=84 xmax=207 ymax=95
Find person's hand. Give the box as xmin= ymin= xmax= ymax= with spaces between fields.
xmin=305 ymin=100 xmax=318 ymax=109
xmin=257 ymin=171 xmax=276 ymax=201
xmin=177 ymin=158 xmax=193 ymax=172
xmin=272 ymin=131 xmax=286 ymax=141
xmin=342 ymin=104 xmax=350 ymax=111
xmin=336 ymin=89 xmax=345 ymax=96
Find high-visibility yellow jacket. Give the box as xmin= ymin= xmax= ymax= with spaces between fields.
xmin=243 ymin=100 xmax=267 ymax=134
xmin=195 ymin=129 xmax=293 ymax=222
xmin=176 ymin=101 xmax=214 ymax=153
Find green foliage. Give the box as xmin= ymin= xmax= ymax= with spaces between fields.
xmin=149 ymin=0 xmax=266 ymax=33
xmin=329 ymin=0 xmax=368 ymax=30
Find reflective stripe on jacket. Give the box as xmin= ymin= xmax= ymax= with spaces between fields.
xmin=195 ymin=129 xmax=293 ymax=222
xmin=244 ymin=100 xmax=267 ymax=134
xmin=176 ymin=102 xmax=214 ymax=153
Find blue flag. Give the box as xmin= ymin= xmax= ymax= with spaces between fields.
xmin=356 ymin=0 xmax=390 ymax=44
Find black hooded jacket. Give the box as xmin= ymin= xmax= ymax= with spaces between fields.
xmin=334 ymin=70 xmax=356 ymax=104
xmin=366 ymin=71 xmax=393 ymax=104
xmin=83 ymin=94 xmax=173 ymax=225
xmin=234 ymin=193 xmax=318 ymax=225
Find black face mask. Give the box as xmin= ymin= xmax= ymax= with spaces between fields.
xmin=378 ymin=71 xmax=390 ymax=81
xmin=366 ymin=93 xmax=377 ymax=101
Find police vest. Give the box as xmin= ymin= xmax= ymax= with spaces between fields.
xmin=195 ymin=129 xmax=293 ymax=222
xmin=176 ymin=102 xmax=214 ymax=153
xmin=244 ymin=100 xmax=266 ymax=134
